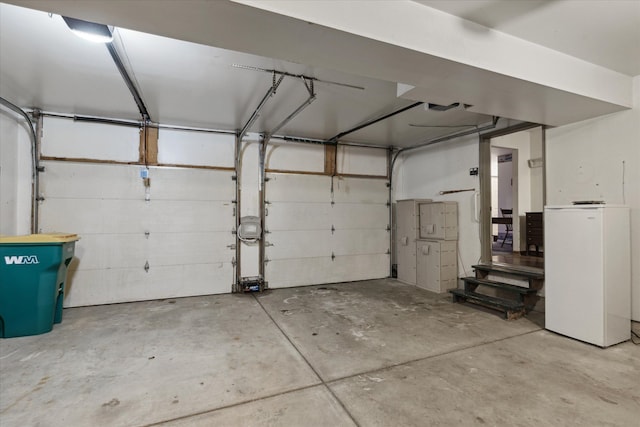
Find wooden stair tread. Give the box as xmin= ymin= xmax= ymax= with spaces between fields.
xmin=462 ymin=277 xmax=537 ymax=294
xmin=472 ymin=263 xmax=544 ymax=279
xmin=450 ymin=289 xmax=524 ymax=310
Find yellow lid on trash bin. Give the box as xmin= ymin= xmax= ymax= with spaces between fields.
xmin=0 ymin=233 xmax=80 ymax=243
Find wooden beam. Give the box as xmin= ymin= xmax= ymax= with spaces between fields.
xmin=324 ymin=145 xmax=336 ymax=176
xmin=145 ymin=126 xmax=159 ymax=165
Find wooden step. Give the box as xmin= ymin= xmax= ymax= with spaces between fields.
xmin=472 ymin=263 xmax=544 ymax=279
xmin=450 ymin=289 xmax=525 ymax=320
xmin=461 ymin=277 xmax=537 ymax=294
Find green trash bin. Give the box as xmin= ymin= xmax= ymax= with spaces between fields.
xmin=0 ymin=233 xmax=79 ymax=338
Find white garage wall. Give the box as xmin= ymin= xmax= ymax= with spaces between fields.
xmin=42 ymin=117 xmax=140 ymax=162
xmin=266 ymin=140 xmax=325 ymax=173
xmin=546 ymin=75 xmax=640 ymax=321
xmin=158 ymin=129 xmax=235 ymax=168
xmin=337 ymin=145 xmax=387 ymax=176
xmin=0 ymin=112 xmax=31 ymax=235
xmin=396 ymin=135 xmax=481 ymax=279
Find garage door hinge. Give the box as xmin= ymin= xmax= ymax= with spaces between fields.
xmin=231 ymin=199 xmax=237 ymax=203
xmin=331 ymin=225 xmax=335 ymax=235
xmin=264 ymin=200 xmax=271 ymax=205
xmin=331 ymin=252 xmax=336 ymax=261
xmin=264 ymin=257 xmax=270 ymax=264
xmin=231 ymin=228 xmax=237 ymax=235
xmin=386 ymin=224 xmax=391 ymax=231
xmin=265 ymin=242 xmax=274 ymax=247
xmin=144 ymin=261 xmax=149 ymax=273
xmin=231 ymin=175 xmax=237 ymax=181
xmin=227 ymin=244 xmax=236 ymax=250
xmin=386 ymin=201 xmax=391 ymax=207
xmin=37 ymin=165 xmax=45 ymax=173
xmin=264 ymin=228 xmax=270 ymax=234
xmin=386 ymin=182 xmax=390 ymax=188
xmin=36 ymin=195 xmax=45 ymax=202
xmin=386 ymin=249 xmax=391 ymax=255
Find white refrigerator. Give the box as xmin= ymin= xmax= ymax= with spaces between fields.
xmin=544 ymin=205 xmax=630 ymax=347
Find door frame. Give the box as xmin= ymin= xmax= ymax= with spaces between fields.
xmin=479 ymin=122 xmax=544 ymax=264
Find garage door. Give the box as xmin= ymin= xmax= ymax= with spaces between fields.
xmin=264 ymin=173 xmax=389 ymax=288
xmin=38 ymin=118 xmax=236 ymax=306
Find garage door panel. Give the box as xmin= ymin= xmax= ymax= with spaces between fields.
xmin=40 ymin=198 xmax=146 ymax=234
xmin=332 ymin=229 xmax=389 ymax=256
xmin=265 ymin=230 xmax=332 ymax=260
xmin=40 ymin=161 xmax=140 ymax=199
xmin=65 ymin=263 xmax=233 ymax=307
xmin=41 ymin=199 xmax=233 ymax=234
xmin=332 ymin=177 xmax=388 ymax=204
xmin=145 ymin=201 xmax=233 ymax=233
xmin=40 ymin=160 xmax=236 ymax=306
xmin=266 ymin=202 xmax=332 ymax=231
xmin=266 ymin=257 xmax=334 ymax=288
xmin=151 ymin=167 xmax=234 ymax=201
xmin=328 ymin=254 xmax=390 ymax=282
xmin=147 ymin=232 xmax=235 ymax=265
xmin=41 ymin=162 xmax=234 ymax=202
xmin=72 ymin=232 xmax=235 ymax=270
xmin=266 ymin=173 xmax=331 ymax=202
xmin=331 ymin=204 xmax=388 ymax=229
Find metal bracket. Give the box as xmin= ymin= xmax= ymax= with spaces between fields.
xmin=227 ymin=244 xmax=237 ymax=250
xmin=36 ymin=195 xmax=45 ymax=202
xmin=144 ymin=231 xmax=150 ymax=239
xmin=144 ymin=261 xmax=150 ymax=272
xmin=37 ymin=166 xmax=45 ymax=173
xmin=331 ymin=252 xmax=336 ymax=261
xmin=386 ymin=224 xmax=391 ymax=231
xmin=231 ymin=175 xmax=237 ymax=181
xmin=331 ymin=225 xmax=335 ymax=235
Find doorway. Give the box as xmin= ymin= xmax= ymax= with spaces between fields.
xmin=479 ymin=124 xmax=545 ymax=269
xmin=491 ymin=148 xmax=514 ymax=253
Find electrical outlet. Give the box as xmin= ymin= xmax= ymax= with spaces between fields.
xmin=469 ymin=167 xmax=478 ymax=176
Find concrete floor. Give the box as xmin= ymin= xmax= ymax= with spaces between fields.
xmin=1 ymin=279 xmax=638 ymax=426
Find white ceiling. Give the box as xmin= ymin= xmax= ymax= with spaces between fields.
xmin=1 ymin=1 xmax=638 ymax=148
xmin=416 ymin=0 xmax=640 ymax=76
xmin=0 ymin=3 xmax=494 ymax=147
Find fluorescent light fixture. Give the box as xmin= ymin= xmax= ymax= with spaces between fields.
xmin=62 ymin=16 xmax=113 ymax=43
